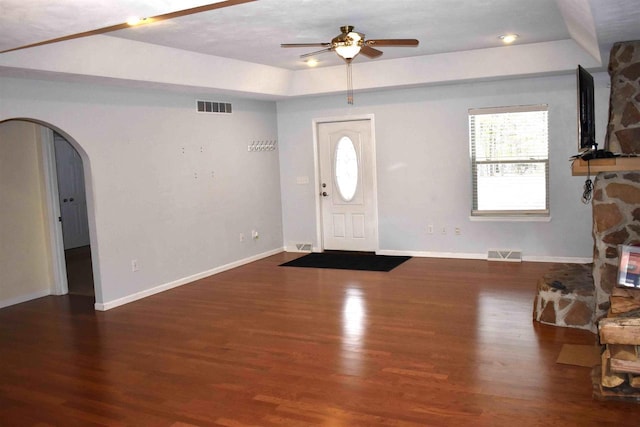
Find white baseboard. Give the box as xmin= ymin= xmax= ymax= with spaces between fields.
xmin=95 ymin=248 xmax=284 ymax=311
xmin=377 ymin=249 xmax=486 ymax=260
xmin=522 ymin=255 xmax=592 ymax=264
xmin=0 ymin=288 xmax=51 ymax=309
xmin=376 ymin=249 xmax=592 ymax=264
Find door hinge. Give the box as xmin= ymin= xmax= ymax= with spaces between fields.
xmin=58 ymin=216 xmax=62 ymax=222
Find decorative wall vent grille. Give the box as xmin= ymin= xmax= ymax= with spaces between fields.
xmin=487 ymin=249 xmax=522 ymax=262
xmin=295 ymin=243 xmax=313 ymax=252
xmin=196 ymin=100 xmax=232 ymax=114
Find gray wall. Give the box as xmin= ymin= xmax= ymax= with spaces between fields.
xmin=1 ymin=77 xmax=283 ymax=307
xmin=0 ymin=70 xmax=610 ymax=309
xmin=277 ymin=73 xmax=610 ymax=261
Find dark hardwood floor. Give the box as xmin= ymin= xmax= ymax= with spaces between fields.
xmin=2 ymin=253 xmax=639 ymax=426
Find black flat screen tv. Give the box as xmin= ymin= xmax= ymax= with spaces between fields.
xmin=577 ymin=65 xmax=596 ymax=152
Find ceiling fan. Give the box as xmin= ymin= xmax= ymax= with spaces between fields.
xmin=282 ymin=25 xmax=419 ymax=104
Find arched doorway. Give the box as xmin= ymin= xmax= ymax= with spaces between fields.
xmin=52 ymin=130 xmax=93 ymax=297
xmin=0 ymin=118 xmax=98 ymax=305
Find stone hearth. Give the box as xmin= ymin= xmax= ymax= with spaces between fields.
xmin=534 ymin=263 xmax=595 ymax=332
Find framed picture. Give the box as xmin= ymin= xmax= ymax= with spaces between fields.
xmin=617 ymin=245 xmax=640 ymax=288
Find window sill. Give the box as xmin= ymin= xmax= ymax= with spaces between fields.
xmin=469 ymin=215 xmax=551 ymax=223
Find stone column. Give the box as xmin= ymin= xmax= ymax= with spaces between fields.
xmin=605 ymin=40 xmax=640 ymax=154
xmin=591 ymin=40 xmax=640 ymax=321
xmin=592 ymin=172 xmax=640 ymax=319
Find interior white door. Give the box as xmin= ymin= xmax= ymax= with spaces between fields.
xmin=54 ymin=133 xmax=90 ymax=250
xmin=318 ymin=120 xmax=377 ymax=251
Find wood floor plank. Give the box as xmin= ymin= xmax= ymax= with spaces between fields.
xmin=2 ymin=254 xmax=640 ymax=425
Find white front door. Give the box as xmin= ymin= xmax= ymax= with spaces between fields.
xmin=318 ymin=119 xmax=377 ymax=252
xmin=54 ymin=133 xmax=90 ymax=250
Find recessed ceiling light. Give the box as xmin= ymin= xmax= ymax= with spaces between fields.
xmin=126 ymin=16 xmax=150 ymax=26
xmin=306 ymin=59 xmax=319 ymax=67
xmin=499 ymin=34 xmax=519 ymax=44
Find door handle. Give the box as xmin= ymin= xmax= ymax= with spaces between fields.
xmin=69 ymin=198 xmax=74 ymax=202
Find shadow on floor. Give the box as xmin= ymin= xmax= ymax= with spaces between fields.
xmin=65 ymin=245 xmax=94 ymax=298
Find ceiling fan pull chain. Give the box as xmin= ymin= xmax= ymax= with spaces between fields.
xmin=347 ymin=62 xmax=352 ymax=104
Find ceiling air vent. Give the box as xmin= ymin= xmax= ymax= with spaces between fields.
xmin=196 ymin=100 xmax=232 ymax=114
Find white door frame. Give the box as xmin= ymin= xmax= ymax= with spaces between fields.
xmin=40 ymin=127 xmax=69 ymax=295
xmin=312 ymin=114 xmax=379 ymax=253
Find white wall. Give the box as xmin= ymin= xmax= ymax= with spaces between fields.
xmin=0 ymin=121 xmax=53 ymax=307
xmin=1 ymin=77 xmax=283 ymax=308
xmin=277 ymin=73 xmax=611 ymax=261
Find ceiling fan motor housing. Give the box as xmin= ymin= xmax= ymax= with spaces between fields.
xmin=332 ymin=26 xmax=364 ymax=48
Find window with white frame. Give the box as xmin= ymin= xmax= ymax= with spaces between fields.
xmin=469 ymin=104 xmax=549 ymax=217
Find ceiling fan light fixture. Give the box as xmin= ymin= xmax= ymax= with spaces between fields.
xmin=334 ymin=31 xmax=363 ymax=60
xmin=281 ymin=25 xmax=419 ymax=105
xmin=306 ymin=58 xmax=319 ymax=67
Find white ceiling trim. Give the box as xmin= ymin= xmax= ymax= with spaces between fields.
xmin=0 ymin=35 xmax=601 ymax=100
xmin=0 ymin=36 xmax=290 ymax=98
xmin=288 ymin=40 xmax=601 ymax=97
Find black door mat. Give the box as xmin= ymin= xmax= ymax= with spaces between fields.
xmin=280 ymin=251 xmax=411 ymax=272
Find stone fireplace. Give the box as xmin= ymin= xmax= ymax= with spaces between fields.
xmin=534 ymin=40 xmax=640 ymax=332
xmin=592 ymin=40 xmax=640 ymax=320
xmin=533 ymin=40 xmax=640 ymax=401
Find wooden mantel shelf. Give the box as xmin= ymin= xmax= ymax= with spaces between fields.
xmin=571 ymin=156 xmax=640 ymax=176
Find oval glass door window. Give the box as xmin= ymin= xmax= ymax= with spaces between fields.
xmin=335 ymin=136 xmax=359 ymax=201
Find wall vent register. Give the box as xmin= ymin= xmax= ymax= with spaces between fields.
xmin=197 ymin=100 xmax=232 ymax=114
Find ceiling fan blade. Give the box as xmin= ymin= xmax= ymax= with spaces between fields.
xmin=300 ymin=48 xmax=334 ymax=58
xmin=0 ymin=0 xmax=257 ymax=54
xmin=281 ymin=43 xmax=331 ymax=48
xmin=366 ymin=39 xmax=419 ymax=47
xmin=360 ymin=45 xmax=383 ymax=58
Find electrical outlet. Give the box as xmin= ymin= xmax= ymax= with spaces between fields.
xmin=131 ymin=259 xmax=140 ymax=272
xmin=239 ymin=233 xmax=245 ymax=242
xmin=252 ymin=230 xmax=259 ymax=240
xmin=427 ymin=224 xmax=434 ymax=234
xmin=455 ymin=227 xmax=461 ymax=235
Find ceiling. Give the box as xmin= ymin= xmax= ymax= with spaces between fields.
xmin=2 ymin=0 xmax=639 ymax=70
xmin=106 ymin=0 xmax=572 ymax=70
xmin=0 ymin=0 xmax=639 ymax=99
